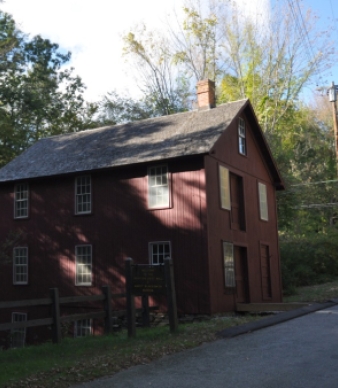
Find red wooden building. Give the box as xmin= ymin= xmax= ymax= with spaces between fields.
xmin=0 ymin=80 xmax=284 ymax=345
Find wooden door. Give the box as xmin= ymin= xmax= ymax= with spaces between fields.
xmin=260 ymin=244 xmax=272 ymax=299
xmin=234 ymin=246 xmax=249 ymax=303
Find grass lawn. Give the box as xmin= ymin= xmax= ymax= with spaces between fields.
xmin=2 ymin=278 xmax=338 ymax=388
xmin=0 ymin=314 xmax=260 ymax=388
xmin=283 ymin=278 xmax=338 ymax=303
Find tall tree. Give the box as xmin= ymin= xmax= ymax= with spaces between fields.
xmin=123 ymin=24 xmax=191 ymax=116
xmin=0 ymin=9 xmax=98 ymax=166
xmin=217 ymin=1 xmax=333 ymax=135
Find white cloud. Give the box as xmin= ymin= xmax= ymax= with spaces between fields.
xmin=2 ymin=0 xmax=269 ymax=101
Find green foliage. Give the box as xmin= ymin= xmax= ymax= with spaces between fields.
xmin=0 ymin=9 xmax=98 ymax=167
xmin=172 ymin=5 xmax=218 ymax=81
xmin=284 ymin=278 xmax=338 ymax=303
xmin=280 ymin=230 xmax=338 ymax=295
xmin=98 ymin=91 xmax=155 ymax=125
xmin=123 ymin=25 xmax=191 ymax=116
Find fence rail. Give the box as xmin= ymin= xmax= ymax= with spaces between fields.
xmin=0 ymin=286 xmax=126 ymax=344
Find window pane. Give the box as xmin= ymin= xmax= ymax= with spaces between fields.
xmin=148 ymin=165 xmax=169 ymax=208
xmin=150 ymin=242 xmax=171 ymax=265
xmin=76 ymin=245 xmax=92 ymax=285
xmin=223 ymin=242 xmax=235 ymax=288
xmin=238 ymin=118 xmax=246 ymax=155
xmin=11 ymin=313 xmax=27 ymax=348
xmin=76 ymin=176 xmax=91 ymax=214
xmin=14 ymin=184 xmax=29 ymax=218
xmin=75 ymin=319 xmax=92 ymax=337
xmin=13 ymin=247 xmax=28 ymax=284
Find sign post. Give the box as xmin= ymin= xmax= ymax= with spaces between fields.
xmin=125 ymin=257 xmax=178 ymax=337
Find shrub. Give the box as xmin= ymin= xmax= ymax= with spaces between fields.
xmin=280 ymin=229 xmax=338 ymax=295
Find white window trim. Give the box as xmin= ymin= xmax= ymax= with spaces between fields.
xmin=147 ymin=165 xmax=170 ymax=209
xmin=219 ymin=165 xmax=231 ymax=210
xmin=74 ymin=319 xmax=92 ymax=338
xmin=149 ymin=241 xmax=171 ymax=265
xmin=14 ymin=183 xmax=29 ymax=219
xmin=11 ymin=312 xmax=27 ymax=348
xmin=238 ymin=117 xmax=246 ymax=156
xmin=75 ymin=245 xmax=92 ymax=286
xmin=258 ymin=182 xmax=269 ymax=221
xmin=75 ymin=175 xmax=92 ymax=215
xmin=223 ymin=241 xmax=235 ymax=288
xmin=13 ymin=247 xmax=28 ymax=285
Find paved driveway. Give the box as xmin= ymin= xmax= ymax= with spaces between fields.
xmin=74 ymin=304 xmax=338 ymax=388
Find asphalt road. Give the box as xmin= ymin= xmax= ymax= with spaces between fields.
xmin=74 ymin=304 xmax=338 ymax=388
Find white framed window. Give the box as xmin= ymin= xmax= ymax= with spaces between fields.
xmin=238 ymin=117 xmax=246 ymax=155
xmin=75 ymin=245 xmax=92 ymax=286
xmin=148 ymin=165 xmax=169 ymax=208
xmin=11 ymin=312 xmax=27 ymax=348
xmin=149 ymin=242 xmax=171 ymax=265
xmin=14 ymin=183 xmax=29 ymax=218
xmin=258 ymin=182 xmax=269 ymax=221
xmin=13 ymin=247 xmax=28 ymax=285
xmin=75 ymin=176 xmax=91 ymax=214
xmin=74 ymin=319 xmax=92 ymax=337
xmin=219 ymin=165 xmax=230 ymax=210
xmin=223 ymin=242 xmax=235 ymax=288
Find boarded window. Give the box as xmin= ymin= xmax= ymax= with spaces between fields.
xmin=75 ymin=176 xmax=91 ymax=214
xmin=148 ymin=165 xmax=169 ymax=208
xmin=75 ymin=245 xmax=92 ymax=286
xmin=14 ymin=183 xmax=29 ymax=218
xmin=13 ymin=247 xmax=28 ymax=285
xmin=149 ymin=242 xmax=171 ymax=265
xmin=219 ymin=165 xmax=230 ymax=210
xmin=258 ymin=182 xmax=268 ymax=221
xmin=223 ymin=242 xmax=235 ymax=288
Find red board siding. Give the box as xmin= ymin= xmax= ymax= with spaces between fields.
xmin=0 ymin=157 xmax=211 ymax=327
xmin=205 ymin=109 xmax=282 ymax=313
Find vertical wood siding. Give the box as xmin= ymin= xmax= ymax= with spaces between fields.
xmin=205 ymin=107 xmax=282 ymax=313
xmin=0 ymin=157 xmax=210 ymax=329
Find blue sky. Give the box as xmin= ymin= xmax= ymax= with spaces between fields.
xmin=1 ymin=0 xmax=337 ymax=102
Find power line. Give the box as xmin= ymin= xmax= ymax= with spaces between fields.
xmin=285 ymin=0 xmax=321 ymax=85
xmin=329 ymin=0 xmax=338 ymax=44
xmin=291 ymin=179 xmax=338 ymax=187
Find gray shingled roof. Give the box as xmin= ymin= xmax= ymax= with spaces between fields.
xmin=0 ymin=100 xmax=248 ymax=182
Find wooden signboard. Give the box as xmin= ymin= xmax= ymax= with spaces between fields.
xmin=131 ymin=265 xmax=166 ymax=295
xmin=125 ymin=258 xmax=178 ymax=337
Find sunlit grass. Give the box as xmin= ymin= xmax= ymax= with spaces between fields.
xmin=283 ymin=278 xmax=338 ymax=303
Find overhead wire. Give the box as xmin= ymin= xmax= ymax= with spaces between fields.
xmin=285 ymin=0 xmax=321 ymax=86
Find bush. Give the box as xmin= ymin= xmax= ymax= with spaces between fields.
xmin=280 ymin=229 xmax=338 ymax=295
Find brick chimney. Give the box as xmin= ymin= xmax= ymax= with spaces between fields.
xmin=197 ymin=79 xmax=215 ymax=110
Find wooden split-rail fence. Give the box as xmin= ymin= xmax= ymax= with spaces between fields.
xmin=0 ymin=286 xmax=156 ymax=344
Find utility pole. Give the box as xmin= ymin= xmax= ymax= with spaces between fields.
xmin=328 ymin=82 xmax=338 ymax=176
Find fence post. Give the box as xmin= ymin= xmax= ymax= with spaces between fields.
xmin=50 ymin=288 xmax=62 ymax=344
xmin=102 ymin=285 xmax=112 ymax=335
xmin=142 ymin=294 xmax=150 ymax=327
xmin=164 ymin=258 xmax=179 ymax=333
xmin=125 ymin=257 xmax=136 ymax=337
